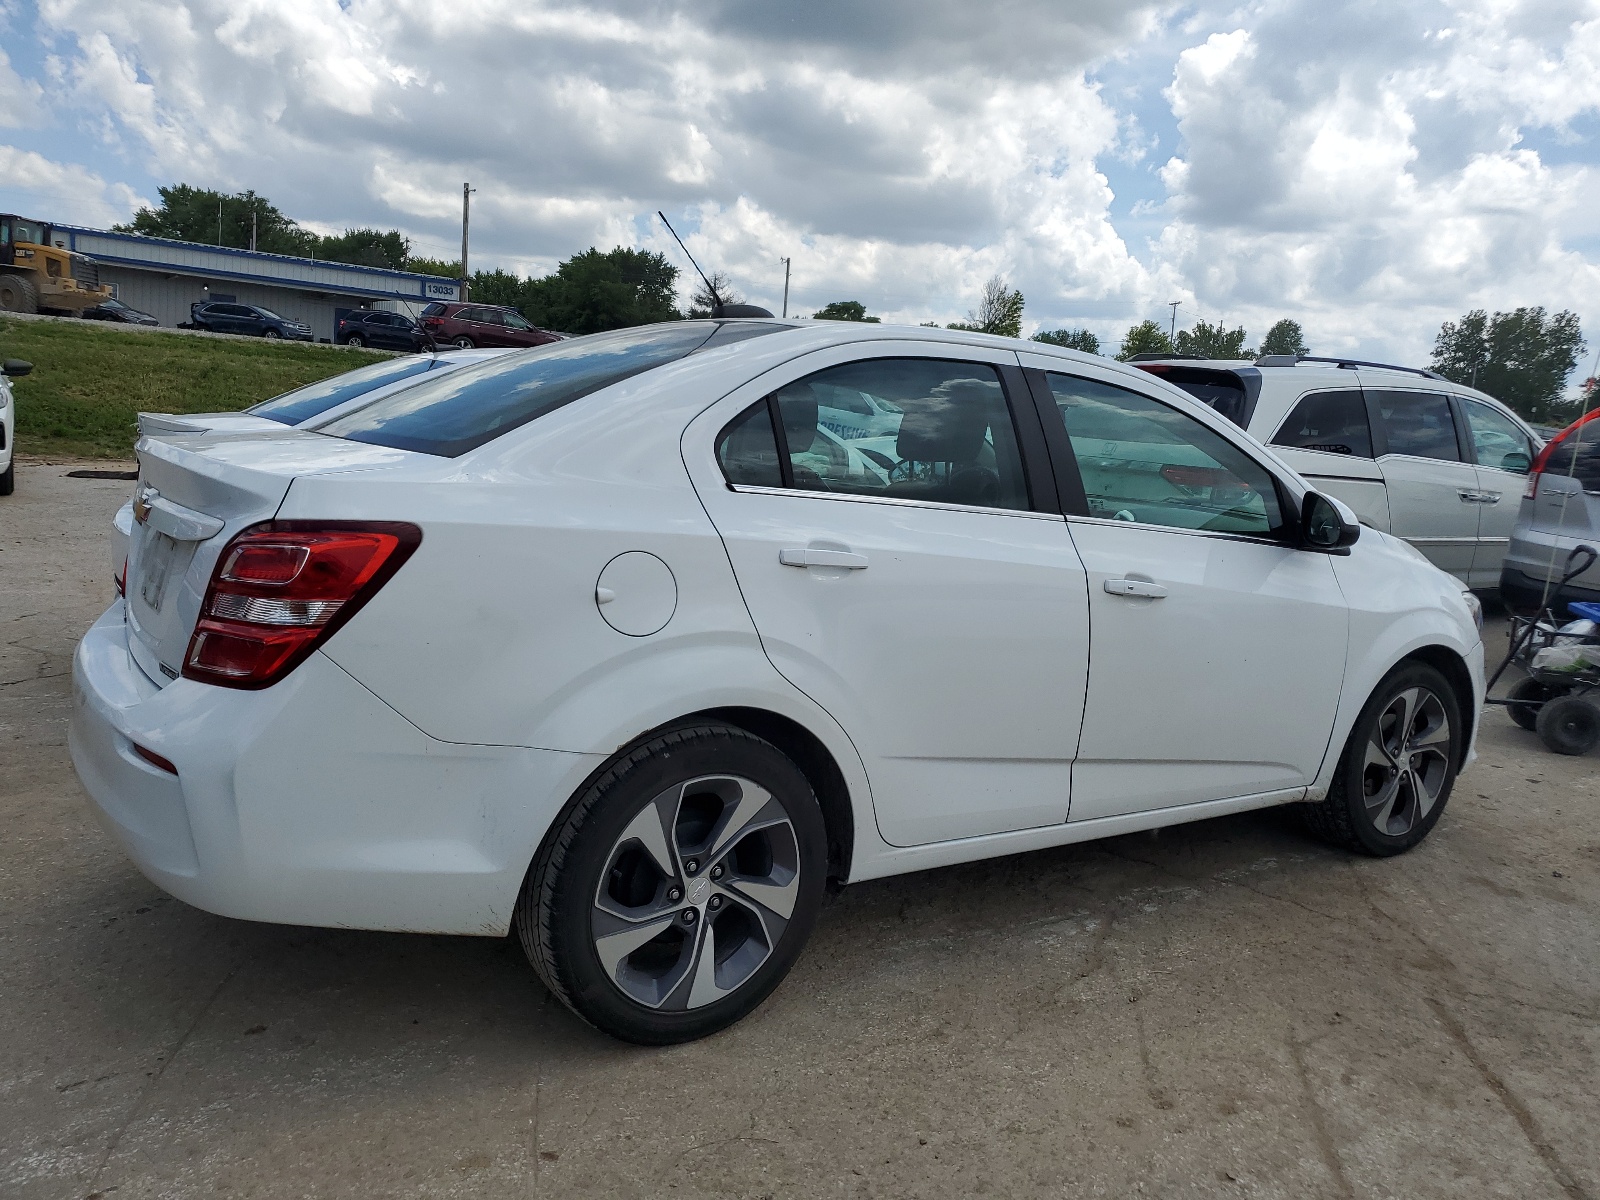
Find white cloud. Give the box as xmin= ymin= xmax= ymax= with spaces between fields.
xmin=0 ymin=144 xmax=148 ymax=226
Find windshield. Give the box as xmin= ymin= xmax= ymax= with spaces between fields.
xmin=248 ymin=355 xmax=440 ymax=425
xmin=255 ymin=306 xmax=285 ymax=321
xmin=316 ymin=322 xmax=721 ymax=457
xmin=12 ymin=220 xmax=46 ymax=244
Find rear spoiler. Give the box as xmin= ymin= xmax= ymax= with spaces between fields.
xmin=137 ymin=412 xmax=214 ymax=435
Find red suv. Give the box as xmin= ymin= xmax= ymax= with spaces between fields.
xmin=418 ymin=302 xmax=562 ymax=349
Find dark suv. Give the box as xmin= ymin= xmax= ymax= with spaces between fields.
xmin=418 ymin=302 xmax=561 ymax=349
xmin=336 ymin=309 xmax=434 ymax=352
xmin=187 ymin=302 xmax=313 ymax=341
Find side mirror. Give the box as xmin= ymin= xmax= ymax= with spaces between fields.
xmin=2 ymin=359 xmax=32 ymax=378
xmin=1302 ymin=491 xmax=1360 ymax=553
xmin=1501 ymin=450 xmax=1531 ymax=474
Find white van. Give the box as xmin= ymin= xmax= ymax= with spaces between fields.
xmin=1131 ymin=355 xmax=1543 ymax=589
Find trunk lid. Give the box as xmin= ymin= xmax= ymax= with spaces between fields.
xmin=124 ymin=428 xmax=412 ymax=685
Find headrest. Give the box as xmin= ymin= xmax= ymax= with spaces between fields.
xmin=895 ymin=378 xmax=994 ymax=463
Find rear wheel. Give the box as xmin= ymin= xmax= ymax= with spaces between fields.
xmin=452 ymin=335 xmax=475 ymax=349
xmin=1301 ymin=661 xmax=1462 ymax=856
xmin=0 ymin=274 xmax=38 ymax=314
xmin=517 ymin=724 xmax=827 ymax=1044
xmin=1506 ymin=678 xmax=1552 ymax=731
xmin=1536 ymin=695 xmax=1600 ymax=756
xmin=345 ymin=333 xmax=365 ymax=348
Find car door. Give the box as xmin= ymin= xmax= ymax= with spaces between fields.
xmin=375 ymin=313 xmax=408 ymax=349
xmin=1019 ymin=354 xmax=1349 ymax=822
xmin=1364 ymin=385 xmax=1481 ymax=582
xmin=684 ymin=342 xmax=1090 ymax=848
xmin=1263 ymin=388 xmax=1391 ymax=531
xmin=1458 ymin=397 xmax=1537 ymax=587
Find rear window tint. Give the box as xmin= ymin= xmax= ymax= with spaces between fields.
xmin=249 ymin=356 xmax=439 ymax=425
xmin=420 ymin=303 xmax=446 ymax=317
xmin=1272 ymin=390 xmax=1373 ymax=458
xmin=316 ymin=322 xmax=720 ymax=457
xmin=1136 ymin=366 xmax=1254 ymax=427
xmin=1550 ymin=417 xmax=1600 ymax=492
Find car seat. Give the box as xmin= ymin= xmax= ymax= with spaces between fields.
xmin=888 ymin=384 xmax=998 ymax=506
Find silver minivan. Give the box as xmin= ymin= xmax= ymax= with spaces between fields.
xmin=1132 ymin=354 xmax=1543 ymax=590
xmin=1501 ymin=409 xmax=1600 ymax=614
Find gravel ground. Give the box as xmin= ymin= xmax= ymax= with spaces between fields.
xmin=2 ymin=460 xmax=1596 ymax=1200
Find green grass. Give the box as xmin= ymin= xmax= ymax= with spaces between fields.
xmin=0 ymin=317 xmax=390 ymax=459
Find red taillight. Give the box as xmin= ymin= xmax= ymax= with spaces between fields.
xmin=182 ymin=521 xmax=421 ymax=689
xmin=421 ymin=317 xmax=443 ymax=329
xmin=1528 ymin=408 xmax=1600 ymax=499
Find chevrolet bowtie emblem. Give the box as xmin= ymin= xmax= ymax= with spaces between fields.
xmin=132 ymin=484 xmax=157 ymax=525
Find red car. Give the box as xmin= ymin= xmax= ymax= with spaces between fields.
xmin=418 ymin=302 xmax=562 ymax=349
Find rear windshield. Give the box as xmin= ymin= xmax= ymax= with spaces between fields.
xmin=420 ymin=303 xmax=446 ymax=317
xmin=316 ymin=322 xmax=721 ymax=457
xmin=1137 ymin=366 xmax=1255 ymax=427
xmin=249 ymin=355 xmax=440 ymax=425
xmin=1550 ymin=416 xmax=1600 ymax=493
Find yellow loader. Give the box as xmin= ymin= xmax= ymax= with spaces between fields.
xmin=0 ymin=214 xmax=113 ymax=314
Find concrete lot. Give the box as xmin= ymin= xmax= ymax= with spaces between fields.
xmin=2 ymin=459 xmax=1596 ymax=1200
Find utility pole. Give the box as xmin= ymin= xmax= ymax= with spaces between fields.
xmin=460 ymin=182 xmax=475 ymax=303
xmin=781 ymin=257 xmax=791 ymax=318
xmin=250 ymin=206 xmax=257 ymax=253
xmin=217 ymin=200 xmax=223 ymax=247
xmin=1168 ymin=301 xmax=1180 ymax=341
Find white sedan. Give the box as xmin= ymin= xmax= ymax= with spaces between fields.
xmin=72 ymin=320 xmax=1484 ymax=1044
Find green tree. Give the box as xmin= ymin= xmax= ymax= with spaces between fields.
xmin=1116 ymin=320 xmax=1175 ymax=361
xmin=1259 ymin=319 xmax=1308 ymax=357
xmin=949 ymin=275 xmax=1024 ymax=338
xmin=1175 ymin=319 xmax=1254 ymax=359
xmin=313 ymin=228 xmax=410 ymax=271
xmin=529 ymin=247 xmax=681 ymax=334
xmin=1032 ymin=328 xmax=1099 ymax=354
xmin=686 ymin=271 xmax=742 ymax=318
xmin=404 ymin=256 xmax=461 ymax=279
xmin=1431 ymin=307 xmax=1587 ymax=424
xmin=116 ymin=185 xmax=313 ymax=255
xmin=813 ymin=300 xmax=880 ymax=323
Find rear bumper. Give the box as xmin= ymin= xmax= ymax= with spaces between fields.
xmin=70 ymin=601 xmax=603 ymax=935
xmin=1500 ymin=565 xmax=1600 ymax=616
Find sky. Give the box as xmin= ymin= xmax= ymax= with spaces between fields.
xmin=0 ymin=0 xmax=1597 ymax=382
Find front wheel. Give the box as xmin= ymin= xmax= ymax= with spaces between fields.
xmin=0 ymin=460 xmax=13 ymax=496
xmin=1301 ymin=661 xmax=1462 ymax=856
xmin=262 ymin=328 xmax=281 ymax=339
xmin=517 ymin=725 xmax=828 ymax=1044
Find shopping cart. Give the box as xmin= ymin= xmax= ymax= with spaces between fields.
xmin=1488 ymin=545 xmax=1600 ymax=755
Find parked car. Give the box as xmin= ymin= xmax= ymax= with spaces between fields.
xmin=0 ymin=356 xmax=30 ymax=495
xmin=187 ymin=301 xmax=313 ymax=341
xmin=1501 ymin=408 xmax=1600 ymax=614
xmin=336 ymin=309 xmax=434 ymax=352
xmin=74 ymin=321 xmax=1483 ymax=1045
xmin=417 ymin=301 xmax=562 ymax=349
xmin=108 ymin=349 xmax=514 ymax=583
xmin=1130 ymin=355 xmax=1543 ymax=590
xmin=81 ymin=297 xmax=159 ymax=326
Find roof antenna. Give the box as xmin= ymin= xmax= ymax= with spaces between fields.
xmin=656 ymin=210 xmax=773 ymax=319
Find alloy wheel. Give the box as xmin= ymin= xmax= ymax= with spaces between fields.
xmin=591 ymin=774 xmax=801 ymax=1011
xmin=1361 ymin=686 xmax=1452 ymax=837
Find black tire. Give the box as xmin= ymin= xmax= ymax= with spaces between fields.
xmin=345 ymin=333 xmax=365 ymax=348
xmin=262 ymin=328 xmax=282 ymax=339
xmin=452 ymin=336 xmax=475 ymax=349
xmin=1536 ymin=695 xmax=1600 ymax=756
xmin=517 ymin=724 xmax=827 ymax=1044
xmin=1301 ymin=661 xmax=1462 ymax=856
xmin=0 ymin=273 xmax=38 ymax=314
xmin=1507 ymin=678 xmax=1552 ymax=731
xmin=0 ymin=460 xmax=13 ymax=496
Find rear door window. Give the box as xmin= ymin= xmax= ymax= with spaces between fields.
xmin=1462 ymin=400 xmax=1534 ymax=474
xmin=1271 ymin=390 xmax=1373 ymax=457
xmin=317 ymin=322 xmax=720 ymax=457
xmin=1045 ymin=373 xmax=1284 ymax=535
xmin=1372 ymin=390 xmax=1461 ymax=461
xmin=753 ymin=358 xmax=1030 ymax=511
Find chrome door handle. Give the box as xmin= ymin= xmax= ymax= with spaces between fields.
xmin=780 ymin=548 xmax=869 ymax=569
xmin=1104 ymin=578 xmax=1168 ymax=599
xmin=1459 ymin=490 xmax=1481 ymax=503
xmin=1479 ymin=491 xmax=1501 ymax=505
